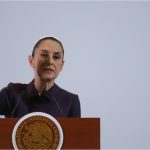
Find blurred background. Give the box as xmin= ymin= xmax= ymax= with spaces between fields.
xmin=0 ymin=1 xmax=150 ymax=149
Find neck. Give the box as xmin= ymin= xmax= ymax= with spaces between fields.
xmin=34 ymin=77 xmax=54 ymax=95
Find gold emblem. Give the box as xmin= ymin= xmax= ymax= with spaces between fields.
xmin=12 ymin=112 xmax=63 ymax=150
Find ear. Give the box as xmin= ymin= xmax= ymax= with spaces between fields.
xmin=28 ymin=55 xmax=35 ymax=68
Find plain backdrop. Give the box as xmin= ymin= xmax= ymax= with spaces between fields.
xmin=0 ymin=1 xmax=150 ymax=149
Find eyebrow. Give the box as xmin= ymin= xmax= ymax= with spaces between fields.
xmin=40 ymin=49 xmax=63 ymax=54
xmin=40 ymin=49 xmax=49 ymax=53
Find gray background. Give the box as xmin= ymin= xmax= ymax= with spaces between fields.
xmin=0 ymin=1 xmax=150 ymax=149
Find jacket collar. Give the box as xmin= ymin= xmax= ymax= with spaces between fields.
xmin=26 ymin=79 xmax=60 ymax=99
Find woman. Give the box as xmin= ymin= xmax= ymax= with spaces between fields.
xmin=0 ymin=37 xmax=81 ymax=118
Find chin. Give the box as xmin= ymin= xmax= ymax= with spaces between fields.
xmin=42 ymin=75 xmax=55 ymax=81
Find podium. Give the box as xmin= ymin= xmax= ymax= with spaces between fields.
xmin=0 ymin=118 xmax=100 ymax=149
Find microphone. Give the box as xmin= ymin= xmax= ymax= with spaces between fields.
xmin=40 ymin=84 xmax=63 ymax=116
xmin=51 ymin=95 xmax=63 ymax=114
xmin=11 ymin=98 xmax=21 ymax=117
xmin=45 ymin=94 xmax=63 ymax=116
xmin=11 ymin=90 xmax=25 ymax=117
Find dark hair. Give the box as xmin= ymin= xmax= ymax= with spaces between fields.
xmin=32 ymin=36 xmax=64 ymax=58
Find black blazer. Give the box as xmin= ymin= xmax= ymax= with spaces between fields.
xmin=0 ymin=80 xmax=81 ymax=118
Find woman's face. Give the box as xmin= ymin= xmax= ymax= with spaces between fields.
xmin=29 ymin=39 xmax=64 ymax=82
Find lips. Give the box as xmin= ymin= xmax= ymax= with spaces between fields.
xmin=43 ymin=67 xmax=54 ymax=72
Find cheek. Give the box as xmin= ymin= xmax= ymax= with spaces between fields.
xmin=34 ymin=60 xmax=44 ymax=71
xmin=56 ymin=63 xmax=63 ymax=72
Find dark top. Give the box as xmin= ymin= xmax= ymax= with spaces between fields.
xmin=0 ymin=80 xmax=81 ymax=118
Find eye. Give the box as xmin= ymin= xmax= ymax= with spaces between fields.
xmin=53 ymin=52 xmax=61 ymax=60
xmin=40 ymin=53 xmax=48 ymax=58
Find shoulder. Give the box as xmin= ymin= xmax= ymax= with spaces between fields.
xmin=1 ymin=82 xmax=27 ymax=95
xmin=53 ymin=84 xmax=80 ymax=107
xmin=54 ymin=84 xmax=78 ymax=98
xmin=53 ymin=84 xmax=81 ymax=117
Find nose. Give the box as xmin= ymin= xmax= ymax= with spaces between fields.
xmin=45 ymin=54 xmax=54 ymax=65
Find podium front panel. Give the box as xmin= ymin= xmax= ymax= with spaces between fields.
xmin=0 ymin=118 xmax=100 ymax=149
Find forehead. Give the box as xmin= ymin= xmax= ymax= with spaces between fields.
xmin=36 ymin=39 xmax=63 ymax=53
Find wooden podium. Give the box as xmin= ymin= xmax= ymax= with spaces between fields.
xmin=0 ymin=118 xmax=100 ymax=149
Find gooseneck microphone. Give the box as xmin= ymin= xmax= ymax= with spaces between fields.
xmin=41 ymin=84 xmax=63 ymax=116
xmin=45 ymin=94 xmax=63 ymax=116
xmin=11 ymin=90 xmax=25 ymax=118
xmin=11 ymin=98 xmax=21 ymax=117
xmin=51 ymin=95 xmax=63 ymax=114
